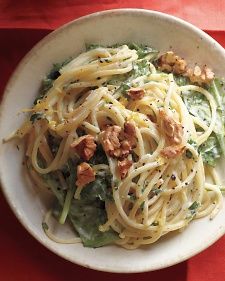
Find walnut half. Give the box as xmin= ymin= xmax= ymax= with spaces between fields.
xmin=71 ymin=135 xmax=97 ymax=161
xmin=76 ymin=162 xmax=95 ymax=187
xmin=159 ymin=109 xmax=183 ymax=145
xmin=186 ymin=65 xmax=214 ymax=85
xmin=158 ymin=51 xmax=187 ymax=74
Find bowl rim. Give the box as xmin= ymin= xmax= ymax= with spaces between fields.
xmin=1 ymin=8 xmax=225 ymax=273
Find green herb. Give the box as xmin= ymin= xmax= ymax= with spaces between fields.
xmin=113 ymin=179 xmax=120 ymax=187
xmin=140 ymin=201 xmax=145 ymax=211
xmin=42 ymin=222 xmax=49 ymax=231
xmin=174 ymin=74 xmax=190 ymax=86
xmin=129 ymin=194 xmax=136 ymax=201
xmin=188 ymin=139 xmax=198 ymax=149
xmin=186 ymin=149 xmax=193 ymax=159
xmin=85 ymin=43 xmax=104 ymax=51
xmin=188 ymin=201 xmax=199 ymax=216
xmin=149 ymin=188 xmax=162 ymax=198
xmin=151 ymin=221 xmax=159 ymax=226
xmin=30 ymin=113 xmax=44 ymax=124
xmin=188 ymin=201 xmax=199 ymax=210
xmin=116 ymin=82 xmax=131 ymax=95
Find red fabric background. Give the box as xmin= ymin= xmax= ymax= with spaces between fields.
xmin=1 ymin=1 xmax=225 ymax=280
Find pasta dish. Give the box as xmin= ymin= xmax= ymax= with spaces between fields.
xmin=8 ymin=43 xmax=225 ymax=249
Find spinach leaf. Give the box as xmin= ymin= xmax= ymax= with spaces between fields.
xmin=68 ymin=199 xmax=118 ymax=247
xmin=34 ymin=58 xmax=72 ymax=105
xmin=209 ymin=78 xmax=225 ymax=157
xmin=47 ymin=58 xmax=72 ymax=80
xmin=80 ymin=172 xmax=113 ymax=201
xmin=182 ymin=90 xmax=211 ymax=125
xmin=133 ymin=59 xmax=151 ymax=77
xmin=42 ymin=172 xmax=65 ymax=203
xmin=127 ymin=43 xmax=158 ymax=60
xmin=89 ymin=144 xmax=108 ymax=165
xmin=199 ymin=135 xmax=221 ymax=166
xmin=114 ymin=59 xmax=151 ymax=96
xmin=42 ymin=157 xmax=117 ymax=247
xmin=52 ymin=198 xmax=118 ymax=248
xmin=47 ymin=134 xmax=62 ymax=156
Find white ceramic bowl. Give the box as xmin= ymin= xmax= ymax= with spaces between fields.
xmin=1 ymin=9 xmax=225 ymax=273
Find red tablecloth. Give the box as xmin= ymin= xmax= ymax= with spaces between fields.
xmin=1 ymin=1 xmax=225 ymax=280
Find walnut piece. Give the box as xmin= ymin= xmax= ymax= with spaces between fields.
xmin=186 ymin=65 xmax=214 ymax=85
xmin=159 ymin=109 xmax=183 ymax=145
xmin=101 ymin=122 xmax=137 ymax=159
xmin=76 ymin=162 xmax=95 ymax=187
xmin=127 ymin=88 xmax=145 ymax=100
xmin=123 ymin=122 xmax=137 ymax=149
xmin=158 ymin=51 xmax=187 ymax=74
xmin=71 ymin=135 xmax=96 ymax=161
xmin=100 ymin=125 xmax=121 ymax=157
xmin=118 ymin=159 xmax=132 ymax=179
xmin=160 ymin=145 xmax=185 ymax=159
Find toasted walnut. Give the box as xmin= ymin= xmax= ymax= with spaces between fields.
xmin=158 ymin=51 xmax=187 ymax=74
xmin=159 ymin=110 xmax=183 ymax=145
xmin=118 ymin=159 xmax=132 ymax=179
xmin=101 ymin=122 xmax=137 ymax=159
xmin=76 ymin=162 xmax=95 ymax=187
xmin=160 ymin=145 xmax=185 ymax=159
xmin=71 ymin=135 xmax=96 ymax=161
xmin=186 ymin=65 xmax=214 ymax=85
xmin=127 ymin=88 xmax=145 ymax=100
xmin=101 ymin=125 xmax=121 ymax=157
xmin=123 ymin=122 xmax=137 ymax=148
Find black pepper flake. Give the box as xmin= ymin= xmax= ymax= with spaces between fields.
xmin=185 ymin=182 xmax=188 ymax=186
xmin=97 ymin=77 xmax=101 ymax=80
xmin=171 ymin=174 xmax=176 ymax=181
xmin=16 ymin=145 xmax=20 ymax=151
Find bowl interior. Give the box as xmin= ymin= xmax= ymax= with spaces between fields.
xmin=1 ymin=9 xmax=225 ymax=273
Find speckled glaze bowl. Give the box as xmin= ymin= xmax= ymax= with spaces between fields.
xmin=1 ymin=9 xmax=225 ymax=273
